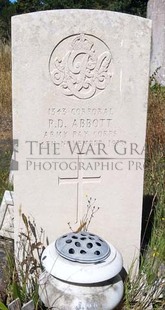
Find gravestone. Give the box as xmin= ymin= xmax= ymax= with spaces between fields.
xmin=0 ymin=190 xmax=14 ymax=238
xmin=12 ymin=10 xmax=151 ymax=270
xmin=147 ymin=0 xmax=165 ymax=85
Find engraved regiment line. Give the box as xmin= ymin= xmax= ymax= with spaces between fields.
xmin=49 ymin=34 xmax=112 ymax=99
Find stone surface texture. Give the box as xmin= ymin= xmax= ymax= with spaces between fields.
xmin=147 ymin=0 xmax=165 ymax=85
xmin=0 ymin=190 xmax=14 ymax=238
xmin=0 ymin=237 xmax=14 ymax=302
xmin=12 ymin=10 xmax=151 ymax=270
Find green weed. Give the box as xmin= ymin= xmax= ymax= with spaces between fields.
xmin=4 ymin=214 xmax=46 ymax=309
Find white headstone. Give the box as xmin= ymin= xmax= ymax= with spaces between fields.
xmin=12 ymin=10 xmax=151 ymax=270
xmin=0 ymin=190 xmax=14 ymax=238
xmin=147 ymin=0 xmax=165 ymax=85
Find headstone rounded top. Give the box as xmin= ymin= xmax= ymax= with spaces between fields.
xmin=55 ymin=231 xmax=111 ymax=263
xmin=12 ymin=8 xmax=151 ymax=271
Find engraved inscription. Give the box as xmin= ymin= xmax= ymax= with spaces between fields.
xmin=43 ymin=107 xmax=115 ymax=140
xmin=49 ymin=34 xmax=112 ymax=99
xmin=58 ymin=155 xmax=101 ymax=223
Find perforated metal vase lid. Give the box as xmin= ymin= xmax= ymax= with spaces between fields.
xmin=55 ymin=231 xmax=111 ymax=263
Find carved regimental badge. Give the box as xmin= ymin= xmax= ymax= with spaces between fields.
xmin=49 ymin=34 xmax=112 ymax=99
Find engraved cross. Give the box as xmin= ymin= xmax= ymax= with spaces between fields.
xmin=58 ymin=154 xmax=101 ymax=223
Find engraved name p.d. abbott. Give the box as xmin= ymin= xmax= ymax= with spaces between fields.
xmin=49 ymin=34 xmax=112 ymax=99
